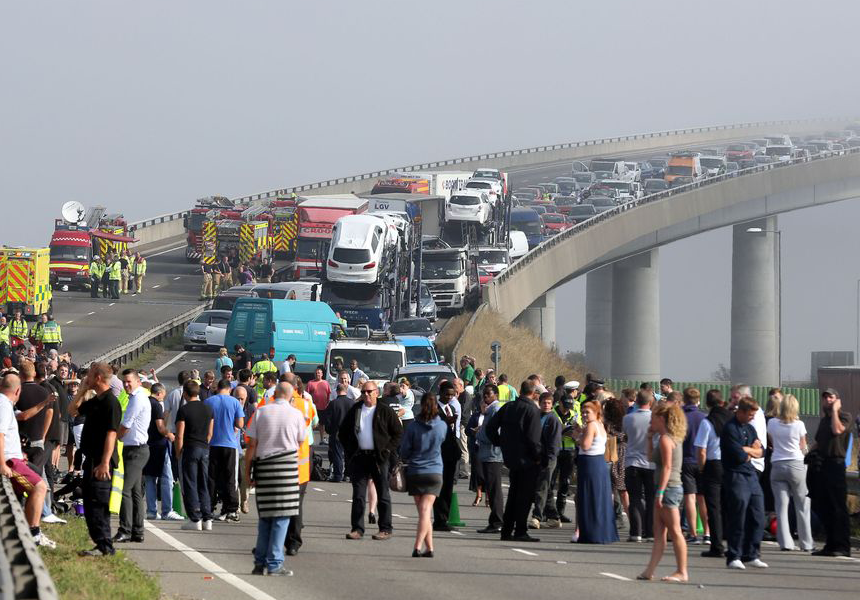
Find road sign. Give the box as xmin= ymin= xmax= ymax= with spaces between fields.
xmin=490 ymin=341 xmax=501 ymax=373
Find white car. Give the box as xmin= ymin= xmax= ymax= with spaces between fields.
xmin=464 ymin=177 xmax=503 ymax=203
xmin=326 ymin=214 xmax=398 ymax=284
xmin=624 ymin=162 xmax=641 ymax=182
xmin=472 ymin=168 xmax=508 ymax=196
xmin=184 ymin=309 xmax=231 ymax=350
xmin=445 ymin=190 xmax=492 ymax=225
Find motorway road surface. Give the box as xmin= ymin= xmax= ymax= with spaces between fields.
xmin=92 ymin=349 xmax=859 ymax=600
xmin=48 ymin=137 xmax=729 ymax=364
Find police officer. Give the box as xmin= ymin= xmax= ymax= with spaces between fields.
xmin=200 ymin=262 xmax=213 ymax=300
xmin=108 ymin=256 xmax=122 ymax=300
xmin=31 ymin=313 xmax=47 ymax=352
xmin=9 ymin=311 xmax=28 ymax=345
xmin=41 ymin=314 xmax=62 ymax=352
xmin=544 ymin=381 xmax=581 ymax=527
xmin=89 ymin=256 xmax=104 ymax=298
xmin=101 ymin=254 xmax=112 ymax=298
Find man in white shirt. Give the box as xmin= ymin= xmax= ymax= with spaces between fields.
xmin=0 ymin=374 xmax=53 ymax=548
xmin=349 ymin=359 xmax=368 ymax=388
xmin=163 ymin=370 xmax=191 ymax=435
xmin=729 ymin=385 xmax=767 ymax=472
xmin=695 ymin=389 xmax=732 ymax=558
xmin=261 ymin=372 xmax=279 ymax=403
xmin=278 ymin=354 xmax=296 ymax=376
xmin=115 ymin=369 xmax=152 ymax=543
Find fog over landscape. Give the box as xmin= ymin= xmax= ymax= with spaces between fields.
xmin=3 ymin=0 xmax=860 ymax=380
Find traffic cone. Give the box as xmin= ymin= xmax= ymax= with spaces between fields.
xmin=172 ymin=481 xmax=185 ymax=517
xmin=696 ymin=512 xmax=703 ymax=536
xmin=447 ymin=492 xmax=465 ymax=527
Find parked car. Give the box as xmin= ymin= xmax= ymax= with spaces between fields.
xmin=565 ymin=204 xmax=598 ymax=224
xmin=643 ymin=178 xmax=670 ymax=194
xmin=445 ymin=190 xmax=492 ymax=225
xmin=391 ymin=364 xmax=458 ymax=397
xmin=409 ymin=283 xmax=438 ymax=322
xmin=184 ymin=309 xmax=232 ymax=350
xmin=389 ymin=317 xmax=437 ymax=342
xmin=669 ymin=176 xmax=694 ymax=188
xmin=542 ymin=212 xmax=570 ymax=234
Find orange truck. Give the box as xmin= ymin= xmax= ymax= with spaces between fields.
xmin=664 ymin=152 xmax=704 ymax=183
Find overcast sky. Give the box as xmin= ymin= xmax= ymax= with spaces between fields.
xmin=3 ymin=1 xmax=860 ymax=381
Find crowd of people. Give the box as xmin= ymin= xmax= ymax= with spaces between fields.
xmin=199 ymin=254 xmax=275 ymax=300
xmin=0 ymin=339 xmax=856 ymax=581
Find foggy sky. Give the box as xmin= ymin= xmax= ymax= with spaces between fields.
xmin=3 ymin=1 xmax=860 ymax=381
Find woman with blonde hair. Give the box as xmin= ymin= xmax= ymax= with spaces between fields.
xmin=215 ymin=348 xmax=233 ymax=373
xmin=766 ymin=394 xmax=813 ymax=551
xmin=639 ymin=402 xmax=688 ymax=583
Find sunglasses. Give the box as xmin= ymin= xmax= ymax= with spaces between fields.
xmin=361 ymin=388 xmax=378 ymax=394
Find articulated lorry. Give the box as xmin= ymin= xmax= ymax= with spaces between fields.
xmin=420 ymin=246 xmax=479 ymax=313
xmin=291 ymin=195 xmax=368 ymax=279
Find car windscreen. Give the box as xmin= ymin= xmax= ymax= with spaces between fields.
xmin=667 ymin=165 xmax=692 ymax=175
xmin=50 ymin=245 xmax=89 ymax=261
xmin=422 ymin=257 xmax=463 ymax=278
xmin=332 ymin=248 xmax=371 ymax=263
xmin=568 ymin=206 xmax=596 ymax=217
xmin=466 ymin=181 xmax=492 ymax=189
xmin=399 ymin=372 xmax=450 ymax=394
xmin=590 ymin=160 xmax=616 ymax=171
xmin=390 ymin=320 xmax=432 ymax=334
xmin=322 ymin=283 xmax=383 ymax=307
xmin=450 ymin=195 xmax=480 ymax=206
xmin=297 ymin=238 xmax=324 ymax=259
xmin=700 ymin=158 xmax=724 ymax=168
xmin=765 ymin=147 xmax=791 ymax=156
xmin=571 ymin=173 xmax=593 ymax=183
xmin=543 ymin=214 xmax=564 ymax=223
xmin=511 ymin=220 xmax=542 ymax=234
xmin=478 ymin=250 xmax=507 ymax=265
xmin=329 ymin=349 xmax=402 ymax=379
xmin=405 ymin=347 xmax=436 ymax=365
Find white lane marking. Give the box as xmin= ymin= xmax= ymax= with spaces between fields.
xmin=512 ymin=548 xmax=538 ymax=556
xmin=450 ymin=530 xmax=465 ymax=536
xmin=109 ymin=302 xmax=115 ymax=306
xmin=312 ymin=487 xmax=325 ymax=492
xmin=330 ymin=493 xmax=338 ymax=496
xmin=502 ymin=483 xmax=510 ymax=488
xmin=65 ymin=320 xmax=74 ymax=324
xmin=345 ymin=499 xmax=352 ymax=503
xmin=173 ymin=277 xmax=181 ymax=281
xmin=600 ymin=572 xmax=631 ymax=581
xmin=145 ymin=244 xmax=186 ymax=258
xmin=87 ymin=311 xmax=95 ymax=315
xmin=152 ymin=284 xmax=161 ymax=289
xmin=144 ymin=522 xmax=278 ymax=600
xmin=392 ymin=513 xmax=407 ymax=519
xmin=155 ymin=351 xmax=189 ymax=374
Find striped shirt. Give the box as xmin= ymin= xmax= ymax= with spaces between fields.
xmin=246 ymin=399 xmax=306 ymax=459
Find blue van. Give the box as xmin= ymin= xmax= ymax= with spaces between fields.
xmin=224 ymin=298 xmax=342 ymax=376
xmin=395 ymin=336 xmax=441 ymax=365
xmin=510 ymin=207 xmax=545 ymax=249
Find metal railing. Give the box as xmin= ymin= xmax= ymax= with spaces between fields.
xmin=126 ymin=116 xmax=854 ymax=232
xmin=0 ymin=478 xmax=58 ymax=600
xmin=492 ymin=145 xmax=860 ymax=288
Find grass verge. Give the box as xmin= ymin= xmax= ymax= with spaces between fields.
xmin=453 ymin=308 xmax=584 ymax=386
xmin=435 ymin=312 xmax=473 ymax=361
xmin=40 ymin=517 xmax=160 ymax=600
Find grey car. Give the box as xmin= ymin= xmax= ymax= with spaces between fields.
xmin=183 ymin=309 xmax=232 ymax=350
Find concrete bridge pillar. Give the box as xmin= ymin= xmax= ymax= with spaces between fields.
xmin=611 ymin=250 xmax=660 ymax=381
xmin=514 ymin=289 xmax=557 ymax=349
xmin=730 ymin=217 xmax=779 ymax=386
xmin=585 ymin=265 xmax=613 ymax=377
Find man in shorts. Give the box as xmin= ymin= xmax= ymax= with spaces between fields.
xmin=0 ymin=373 xmax=54 ymax=547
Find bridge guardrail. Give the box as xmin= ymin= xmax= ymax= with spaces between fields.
xmin=491 ymin=145 xmax=860 ymax=291
xmin=0 ymin=477 xmax=58 ymax=600
xmin=126 ymin=117 xmax=854 ymax=233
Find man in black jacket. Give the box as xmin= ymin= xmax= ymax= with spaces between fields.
xmin=433 ymin=381 xmax=463 ymax=532
xmin=326 ymin=384 xmax=354 ymax=483
xmin=339 ymin=380 xmax=402 ymax=541
xmin=531 ymin=392 xmax=561 ymax=529
xmin=485 ymin=382 xmax=542 ymax=542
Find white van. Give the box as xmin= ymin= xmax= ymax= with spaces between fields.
xmin=326 ymin=214 xmax=397 ymax=284
xmin=508 ymin=231 xmax=529 ymax=261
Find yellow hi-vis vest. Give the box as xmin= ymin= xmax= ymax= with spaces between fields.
xmin=0 ymin=324 xmax=9 ymax=345
xmin=108 ymin=261 xmax=122 ymax=281
xmin=9 ymin=319 xmax=28 ymax=338
xmin=291 ymin=394 xmax=316 ymax=484
xmin=89 ymin=261 xmax=104 ymax=278
xmin=133 ymin=258 xmax=147 ymax=276
xmin=42 ymin=322 xmax=62 ymax=344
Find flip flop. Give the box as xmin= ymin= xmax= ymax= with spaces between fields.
xmin=636 ymin=574 xmax=653 ymax=581
xmin=661 ymin=576 xmax=687 ymax=583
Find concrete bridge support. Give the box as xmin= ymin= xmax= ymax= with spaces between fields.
xmin=585 ymin=265 xmax=613 ymax=378
xmin=730 ymin=216 xmax=779 ymax=386
xmin=514 ymin=289 xmax=557 ymax=349
xmin=610 ymin=250 xmax=661 ymax=381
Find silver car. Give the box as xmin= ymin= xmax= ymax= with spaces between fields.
xmin=183 ymin=309 xmax=232 ymax=350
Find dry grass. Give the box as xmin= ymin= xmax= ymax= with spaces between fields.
xmin=435 ymin=311 xmax=473 ymax=361
xmin=451 ymin=308 xmax=584 ymax=387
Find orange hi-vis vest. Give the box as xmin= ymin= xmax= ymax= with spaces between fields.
xmin=291 ymin=393 xmax=315 ymax=484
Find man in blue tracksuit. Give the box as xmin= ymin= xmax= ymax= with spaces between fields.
xmin=720 ymin=396 xmax=766 ymax=570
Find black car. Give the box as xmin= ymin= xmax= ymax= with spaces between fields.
xmin=669 ymin=176 xmax=694 ymax=188
xmin=388 ymin=317 xmax=436 ymax=339
xmin=566 ymin=204 xmax=598 ymax=223
xmin=638 ymin=161 xmax=661 ymax=180
xmin=643 ymin=178 xmax=670 ymax=194
xmin=648 ymin=158 xmax=668 ymax=178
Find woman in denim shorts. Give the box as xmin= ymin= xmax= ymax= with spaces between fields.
xmin=639 ymin=402 xmax=688 ymax=583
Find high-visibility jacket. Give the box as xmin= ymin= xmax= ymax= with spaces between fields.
xmin=42 ymin=321 xmax=62 ymax=344
xmin=89 ymin=261 xmax=104 ymax=278
xmin=554 ymin=404 xmax=580 ymax=450
xmin=9 ymin=319 xmax=26 ymax=339
xmin=31 ymin=322 xmax=44 ymax=342
xmin=0 ymin=324 xmax=9 ymax=345
xmin=108 ymin=261 xmax=122 ymax=281
xmin=132 ymin=258 xmax=147 ymax=276
xmin=498 ymin=383 xmax=517 ymax=404
xmin=252 ymin=359 xmax=276 ymax=375
xmin=291 ymin=394 xmax=316 ymax=484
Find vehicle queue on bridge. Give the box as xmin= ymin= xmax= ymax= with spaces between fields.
xmin=0 ymin=127 xmax=858 ymax=583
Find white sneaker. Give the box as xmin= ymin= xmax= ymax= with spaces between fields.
xmin=34 ymin=532 xmax=57 ymax=548
xmin=162 ymin=511 xmax=184 ymax=521
xmin=42 ymin=514 xmax=67 ymax=525
xmin=181 ymin=520 xmax=202 ymax=531
xmin=202 ymin=520 xmax=212 ymax=531
xmin=528 ymin=518 xmax=540 ymax=529
xmin=727 ymin=559 xmax=746 ymax=570
xmin=744 ymin=559 xmax=768 ymax=568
